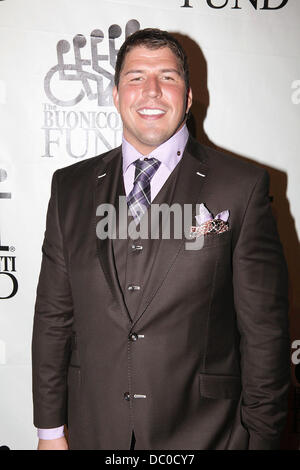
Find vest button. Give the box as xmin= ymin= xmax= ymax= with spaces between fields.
xmin=131 ymin=244 xmax=143 ymax=252
xmin=129 ymin=332 xmax=138 ymax=342
xmin=127 ymin=285 xmax=141 ymax=291
xmin=124 ymin=392 xmax=131 ymax=401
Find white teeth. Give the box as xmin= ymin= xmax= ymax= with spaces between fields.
xmin=138 ymin=108 xmax=165 ymax=116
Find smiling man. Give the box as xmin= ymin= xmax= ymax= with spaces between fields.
xmin=32 ymin=28 xmax=290 ymax=450
xmin=113 ymin=45 xmax=192 ymax=154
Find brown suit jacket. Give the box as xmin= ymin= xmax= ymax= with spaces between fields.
xmin=32 ymin=136 xmax=290 ymax=450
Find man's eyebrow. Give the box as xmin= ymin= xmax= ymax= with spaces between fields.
xmin=160 ymin=68 xmax=182 ymax=75
xmin=123 ymin=69 xmax=144 ymax=76
xmin=123 ymin=68 xmax=182 ymax=76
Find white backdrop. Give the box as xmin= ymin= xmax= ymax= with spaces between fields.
xmin=0 ymin=0 xmax=299 ymax=449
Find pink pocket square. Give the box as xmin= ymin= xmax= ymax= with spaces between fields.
xmin=190 ymin=204 xmax=229 ymax=238
xmin=195 ymin=203 xmax=229 ymax=225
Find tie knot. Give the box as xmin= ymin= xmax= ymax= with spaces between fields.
xmin=134 ymin=157 xmax=161 ymax=184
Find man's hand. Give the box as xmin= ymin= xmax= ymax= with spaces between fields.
xmin=37 ymin=436 xmax=69 ymax=450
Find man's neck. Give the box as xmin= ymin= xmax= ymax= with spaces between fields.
xmin=123 ymin=123 xmax=188 ymax=156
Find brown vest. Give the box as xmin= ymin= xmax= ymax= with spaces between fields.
xmin=112 ymin=159 xmax=182 ymax=321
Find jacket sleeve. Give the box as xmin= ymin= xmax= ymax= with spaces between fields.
xmin=233 ymin=169 xmax=290 ymax=450
xmin=32 ymin=170 xmax=73 ymax=428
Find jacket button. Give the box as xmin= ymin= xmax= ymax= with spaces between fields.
xmin=129 ymin=333 xmax=138 ymax=342
xmin=124 ymin=392 xmax=131 ymax=401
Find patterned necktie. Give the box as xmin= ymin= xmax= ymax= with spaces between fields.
xmin=127 ymin=157 xmax=161 ymax=223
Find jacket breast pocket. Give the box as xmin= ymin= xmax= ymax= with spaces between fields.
xmin=184 ymin=229 xmax=232 ymax=254
xmin=199 ymin=373 xmax=241 ymax=400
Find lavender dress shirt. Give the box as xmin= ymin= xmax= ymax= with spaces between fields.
xmin=37 ymin=124 xmax=189 ymax=440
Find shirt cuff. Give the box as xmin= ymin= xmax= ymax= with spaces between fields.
xmin=37 ymin=426 xmax=65 ymax=440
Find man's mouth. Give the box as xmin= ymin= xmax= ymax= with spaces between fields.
xmin=137 ymin=108 xmax=166 ymax=117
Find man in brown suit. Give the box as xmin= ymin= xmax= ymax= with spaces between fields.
xmin=32 ymin=28 xmax=290 ymax=450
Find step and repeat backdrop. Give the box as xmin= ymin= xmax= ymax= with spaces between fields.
xmin=0 ymin=0 xmax=299 ymax=450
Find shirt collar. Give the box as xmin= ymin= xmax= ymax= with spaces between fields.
xmin=122 ymin=124 xmax=189 ymax=174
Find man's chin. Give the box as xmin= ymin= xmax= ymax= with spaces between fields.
xmin=137 ymin=132 xmax=173 ymax=149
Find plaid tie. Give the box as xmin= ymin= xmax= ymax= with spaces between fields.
xmin=127 ymin=157 xmax=161 ymax=223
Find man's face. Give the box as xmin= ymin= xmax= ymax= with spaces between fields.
xmin=113 ymin=45 xmax=192 ymax=155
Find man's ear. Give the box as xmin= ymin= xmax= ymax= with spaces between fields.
xmin=112 ymin=86 xmax=119 ymax=111
xmin=186 ymin=87 xmax=193 ymax=114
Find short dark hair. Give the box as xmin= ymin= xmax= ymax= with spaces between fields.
xmin=114 ymin=28 xmax=190 ymax=91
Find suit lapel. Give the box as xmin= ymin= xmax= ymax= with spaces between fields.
xmin=94 ymin=147 xmax=132 ymax=325
xmin=132 ymin=137 xmax=209 ymax=326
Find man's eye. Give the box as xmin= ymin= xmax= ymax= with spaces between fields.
xmin=130 ymin=77 xmax=142 ymax=81
xmin=162 ymin=76 xmax=174 ymax=81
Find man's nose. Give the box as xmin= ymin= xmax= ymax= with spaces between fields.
xmin=142 ymin=76 xmax=162 ymax=98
